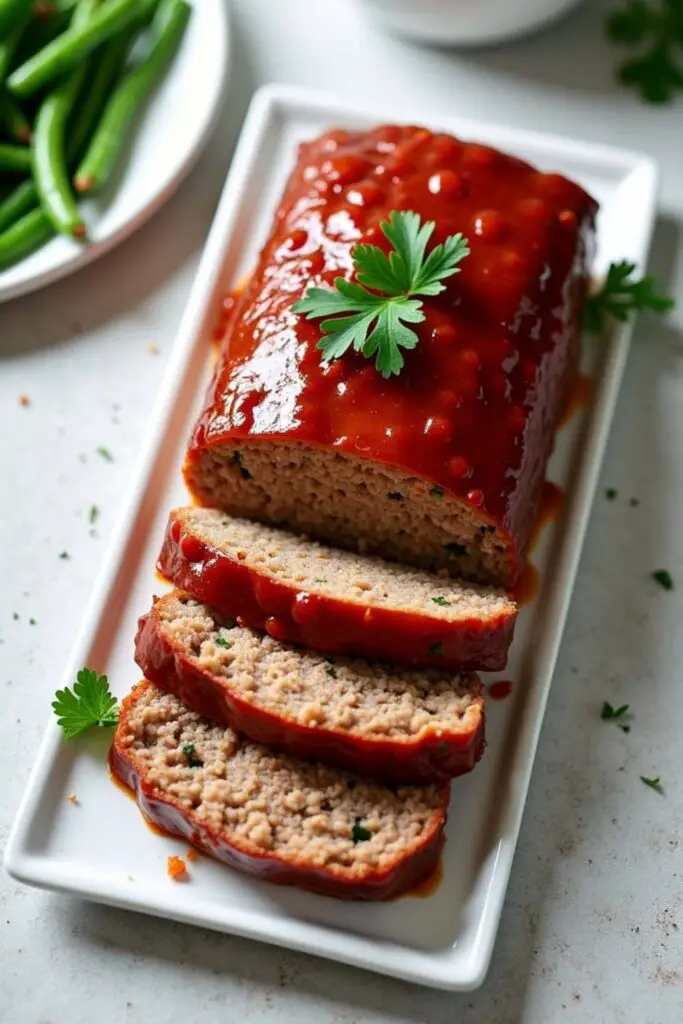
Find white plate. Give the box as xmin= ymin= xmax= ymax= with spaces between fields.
xmin=4 ymin=85 xmax=658 ymax=991
xmin=0 ymin=0 xmax=229 ymax=304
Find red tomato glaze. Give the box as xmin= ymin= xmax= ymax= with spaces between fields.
xmin=186 ymin=125 xmax=598 ymax=580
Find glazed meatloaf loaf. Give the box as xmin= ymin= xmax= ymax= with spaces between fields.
xmin=158 ymin=507 xmax=517 ymax=671
xmin=184 ymin=124 xmax=598 ymax=587
xmin=111 ymin=681 xmax=449 ymax=899
xmin=135 ymin=591 xmax=485 ymax=783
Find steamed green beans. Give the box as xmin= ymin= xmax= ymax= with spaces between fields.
xmin=0 ymin=0 xmax=30 ymax=40
xmin=0 ymin=178 xmax=37 ymax=232
xmin=0 ymin=206 xmax=53 ymax=269
xmin=33 ymin=0 xmax=100 ymax=237
xmin=9 ymin=0 xmax=141 ymax=98
xmin=75 ymin=0 xmax=190 ymax=194
xmin=0 ymin=142 xmax=31 ymax=170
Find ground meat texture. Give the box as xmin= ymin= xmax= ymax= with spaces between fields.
xmin=158 ymin=507 xmax=517 ymax=671
xmin=111 ymin=682 xmax=449 ymax=900
xmin=134 ymin=592 xmax=485 ymax=783
xmin=184 ymin=124 xmax=598 ymax=588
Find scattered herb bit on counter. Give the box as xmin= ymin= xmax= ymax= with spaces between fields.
xmin=52 ymin=668 xmax=119 ymax=739
xmin=606 ymin=1 xmax=683 ymax=104
xmin=652 ymin=569 xmax=674 ymax=590
xmin=584 ymin=260 xmax=674 ymax=333
xmin=630 ymin=497 xmax=641 ymax=507
xmin=167 ymin=855 xmax=188 ymax=881
xmin=429 ymin=642 xmax=444 ymax=657
xmin=640 ymin=775 xmax=663 ymax=793
xmin=29 ymin=617 xmax=37 ymax=626
xmin=601 ymin=702 xmax=631 ymax=731
xmin=182 ymin=742 xmax=203 ymax=767
xmin=432 ymin=596 xmax=450 ymax=607
xmin=96 ymin=446 xmax=113 ymax=462
xmin=18 ymin=394 xmax=30 ymax=406
xmin=293 ymin=210 xmax=470 ymax=378
xmin=12 ymin=612 xmax=19 ymax=620
xmin=601 ymin=701 xmax=630 ymax=721
xmin=352 ymin=818 xmax=372 ymax=843
xmin=325 ymin=665 xmax=337 ymax=678
xmin=215 ymin=636 xmax=232 ymax=648
xmin=89 ymin=505 xmax=99 ymax=524
xmin=605 ymin=487 xmax=618 ymax=500
xmin=59 ymin=550 xmax=69 ymax=560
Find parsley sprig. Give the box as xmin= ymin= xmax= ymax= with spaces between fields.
xmin=293 ymin=211 xmax=470 ymax=378
xmin=52 ymin=668 xmax=119 ymax=739
xmin=606 ymin=1 xmax=683 ymax=103
xmin=584 ymin=260 xmax=674 ymax=333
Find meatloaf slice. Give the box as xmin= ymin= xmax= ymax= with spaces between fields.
xmin=111 ymin=681 xmax=449 ymax=900
xmin=158 ymin=507 xmax=517 ymax=672
xmin=184 ymin=123 xmax=598 ymax=587
xmin=135 ymin=591 xmax=485 ymax=783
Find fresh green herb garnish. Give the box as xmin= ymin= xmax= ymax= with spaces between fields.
xmin=96 ymin=446 xmax=113 ymax=462
xmin=293 ymin=210 xmax=470 ymax=378
xmin=606 ymin=2 xmax=683 ymax=103
xmin=605 ymin=488 xmax=618 ymax=501
xmin=352 ymin=818 xmax=372 ymax=843
xmin=215 ymin=636 xmax=232 ymax=648
xmin=584 ymin=261 xmax=674 ymax=334
xmin=59 ymin=550 xmax=69 ymax=560
xmin=430 ymin=487 xmax=445 ymax=498
xmin=640 ymin=774 xmax=663 ymax=792
xmin=652 ymin=569 xmax=674 ymax=590
xmin=445 ymin=542 xmax=467 ymax=557
xmin=432 ymin=596 xmax=450 ymax=607
xmin=387 ymin=492 xmax=404 ymax=502
xmin=325 ymin=665 xmax=337 ymax=678
xmin=89 ymin=505 xmax=99 ymax=524
xmin=429 ymin=642 xmax=444 ymax=657
xmin=182 ymin=742 xmax=203 ymax=768
xmin=52 ymin=668 xmax=119 ymax=739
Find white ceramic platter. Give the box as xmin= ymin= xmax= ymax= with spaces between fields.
xmin=0 ymin=0 xmax=229 ymax=304
xmin=4 ymin=85 xmax=658 ymax=991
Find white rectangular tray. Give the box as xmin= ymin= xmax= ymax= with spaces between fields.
xmin=4 ymin=84 xmax=658 ymax=991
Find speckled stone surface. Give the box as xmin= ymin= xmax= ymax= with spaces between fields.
xmin=2 ymin=1 xmax=683 ymax=1020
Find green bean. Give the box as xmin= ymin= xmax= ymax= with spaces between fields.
xmin=0 ymin=143 xmax=31 ymax=171
xmin=0 ymin=178 xmax=37 ymax=232
xmin=0 ymin=14 xmax=29 ymax=78
xmin=8 ymin=0 xmax=141 ymax=99
xmin=0 ymin=205 xmax=53 ymax=271
xmin=75 ymin=0 xmax=190 ymax=194
xmin=67 ymin=29 xmax=129 ymax=161
xmin=32 ymin=0 xmax=98 ymax=237
xmin=0 ymin=0 xmax=31 ymax=39
xmin=0 ymin=91 xmax=31 ymax=142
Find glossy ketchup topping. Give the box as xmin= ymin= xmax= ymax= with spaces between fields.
xmin=188 ymin=125 xmax=597 ymax=543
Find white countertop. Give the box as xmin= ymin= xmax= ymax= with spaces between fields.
xmin=2 ymin=0 xmax=682 ymax=1020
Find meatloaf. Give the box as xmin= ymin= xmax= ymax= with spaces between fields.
xmin=158 ymin=507 xmax=517 ymax=671
xmin=111 ymin=681 xmax=449 ymax=900
xmin=184 ymin=124 xmax=598 ymax=587
xmin=135 ymin=591 xmax=485 ymax=783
